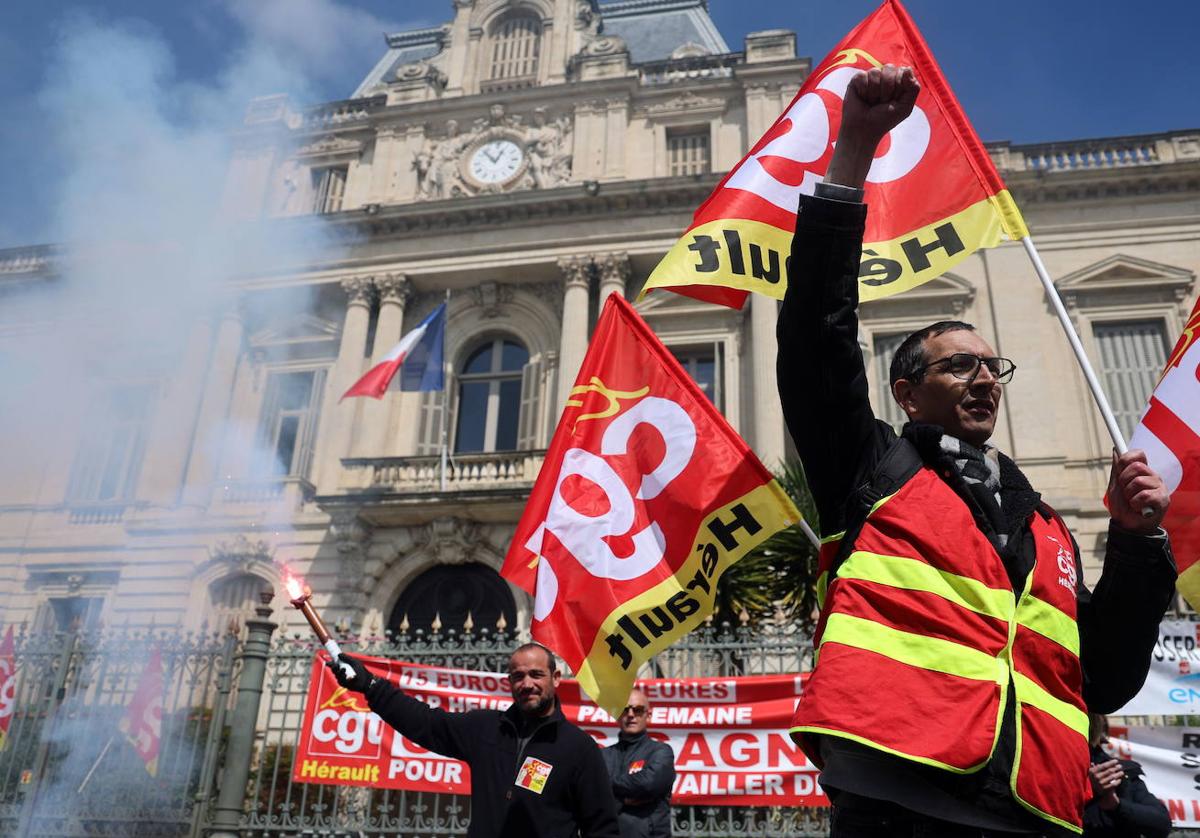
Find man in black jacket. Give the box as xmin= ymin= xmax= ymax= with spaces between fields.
xmin=779 ymin=64 xmax=1177 ymax=836
xmin=602 ymin=687 xmax=675 ymax=838
xmin=1084 ymin=715 xmax=1171 ymax=838
xmin=330 ymin=643 xmax=619 ymax=838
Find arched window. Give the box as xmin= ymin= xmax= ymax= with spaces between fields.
xmin=454 ymin=338 xmax=529 ymax=453
xmin=487 ymin=11 xmax=541 ymax=82
xmin=208 ymin=573 xmax=268 ymax=634
xmin=389 ymin=563 xmax=517 ymax=635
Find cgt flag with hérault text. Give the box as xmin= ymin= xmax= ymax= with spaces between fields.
xmin=1127 ymin=298 xmax=1200 ymax=610
xmin=120 ymin=647 xmax=164 ymax=776
xmin=500 ymin=294 xmax=800 ymax=714
xmin=639 ymin=0 xmax=1028 ymax=309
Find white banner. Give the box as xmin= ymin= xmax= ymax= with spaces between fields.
xmin=1107 ymin=725 xmax=1200 ymax=827
xmin=1116 ymin=619 xmax=1200 ymax=716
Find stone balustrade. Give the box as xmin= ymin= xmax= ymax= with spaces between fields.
xmin=342 ymin=450 xmax=547 ymax=494
xmin=639 ymin=53 xmax=738 ymax=86
xmin=217 ymin=477 xmax=314 ymax=508
xmin=986 ymin=131 xmax=1198 ymax=174
xmin=0 ymin=244 xmax=56 ymax=276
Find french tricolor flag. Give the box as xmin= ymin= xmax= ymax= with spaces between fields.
xmin=341 ymin=303 xmax=446 ymax=400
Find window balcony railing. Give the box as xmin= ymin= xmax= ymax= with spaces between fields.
xmin=214 ymin=476 xmax=315 ymax=510
xmin=637 ymin=53 xmax=740 ymax=86
xmin=341 ymin=450 xmax=548 ymax=494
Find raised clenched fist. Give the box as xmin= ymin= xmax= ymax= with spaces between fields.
xmin=825 ymin=64 xmax=920 ymax=189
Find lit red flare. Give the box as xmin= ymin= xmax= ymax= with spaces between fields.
xmin=281 ymin=565 xmax=352 ymax=678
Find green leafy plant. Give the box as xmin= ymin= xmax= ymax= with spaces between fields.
xmin=713 ymin=459 xmax=822 ymax=631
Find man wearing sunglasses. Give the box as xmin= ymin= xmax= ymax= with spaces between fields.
xmin=601 ymin=688 xmax=675 ymax=838
xmin=779 ymin=64 xmax=1177 ymax=837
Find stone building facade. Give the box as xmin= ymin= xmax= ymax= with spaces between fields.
xmin=0 ymin=0 xmax=1198 ymax=638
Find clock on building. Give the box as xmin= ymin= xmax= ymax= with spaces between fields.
xmin=466 ymin=138 xmax=526 ymax=187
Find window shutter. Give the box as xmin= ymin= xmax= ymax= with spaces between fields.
xmin=1094 ymin=320 xmax=1168 ymax=440
xmin=416 ymin=377 xmax=449 ymax=456
xmin=295 ymin=367 xmax=326 ymax=479
xmin=516 ymin=356 xmax=543 ymax=450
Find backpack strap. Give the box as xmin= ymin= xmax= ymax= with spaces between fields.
xmin=830 ymin=437 xmax=924 ymax=574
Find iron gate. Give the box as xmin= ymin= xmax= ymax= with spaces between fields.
xmin=0 ymin=626 xmax=235 ymax=837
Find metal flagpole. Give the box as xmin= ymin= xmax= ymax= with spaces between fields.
xmin=439 ymin=290 xmax=450 ymax=492
xmin=1020 ymin=235 xmax=1155 ymax=519
xmin=798 ymin=517 xmax=821 ymax=551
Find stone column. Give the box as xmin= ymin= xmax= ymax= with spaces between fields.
xmin=596 ymin=252 xmax=631 ymax=307
xmin=750 ymin=293 xmax=786 ymax=470
xmin=312 ymin=277 xmax=375 ymax=493
xmin=357 ymin=274 xmax=410 ymax=456
xmin=182 ymin=303 xmax=244 ymax=507
xmin=557 ymin=256 xmax=592 ymax=402
xmin=137 ymin=316 xmax=214 ymax=505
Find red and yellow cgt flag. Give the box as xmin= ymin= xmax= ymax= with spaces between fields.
xmin=640 ymin=0 xmax=1027 ymax=309
xmin=120 ymin=647 xmax=164 ymax=777
xmin=1128 ymin=298 xmax=1200 ymax=608
xmin=0 ymin=627 xmax=14 ymax=752
xmin=501 ymin=294 xmax=800 ymax=713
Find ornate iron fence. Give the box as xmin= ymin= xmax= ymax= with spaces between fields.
xmin=240 ymin=618 xmax=829 ymax=837
xmin=0 ymin=626 xmax=236 ymax=838
xmin=0 ymin=616 xmax=829 ymax=837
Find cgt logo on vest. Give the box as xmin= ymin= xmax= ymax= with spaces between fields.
xmin=1046 ymin=535 xmax=1077 ymax=591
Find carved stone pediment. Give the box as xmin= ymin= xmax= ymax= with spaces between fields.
xmin=203 ymin=535 xmax=274 ymax=579
xmin=635 ymin=91 xmax=727 ymax=119
xmin=471 ymin=280 xmax=515 ymax=317
xmin=249 ymin=313 xmax=339 ymax=361
xmin=413 ymin=517 xmax=499 ymax=565
xmin=1055 ymin=254 xmax=1195 ymax=307
xmin=295 ymin=134 xmax=364 ymax=159
xmin=413 ymin=106 xmax=573 ymax=200
xmin=859 ymin=273 xmax=977 ymax=321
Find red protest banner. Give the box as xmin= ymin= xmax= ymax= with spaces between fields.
xmin=640 ymin=0 xmax=1027 ymax=309
xmin=500 ymin=293 xmax=799 ymax=714
xmin=291 ymin=656 xmax=826 ymax=807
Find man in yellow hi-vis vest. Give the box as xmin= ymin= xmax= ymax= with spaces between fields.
xmin=780 ymin=64 xmax=1177 ymax=837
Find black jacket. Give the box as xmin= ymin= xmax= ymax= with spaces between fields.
xmin=777 ymin=191 xmax=1178 ymax=834
xmin=601 ymin=732 xmax=675 ymax=838
xmin=1083 ymin=750 xmax=1172 ymax=837
xmin=365 ymin=678 xmax=620 ymax=838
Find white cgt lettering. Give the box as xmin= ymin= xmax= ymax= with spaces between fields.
xmin=723 ymin=65 xmax=931 ymax=211
xmin=532 ymin=398 xmax=696 ymax=620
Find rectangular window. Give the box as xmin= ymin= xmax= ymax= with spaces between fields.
xmin=257 ymin=369 xmax=326 ymax=478
xmin=67 ymin=384 xmax=152 ymax=503
xmin=670 ymin=343 xmax=724 ymax=413
xmin=1094 ymin=320 xmax=1169 ymax=440
xmin=38 ymin=596 xmax=105 ymax=633
xmin=667 ymin=128 xmax=710 ymax=177
xmin=311 ymin=166 xmax=347 ymax=214
xmin=872 ymin=333 xmax=909 ymax=432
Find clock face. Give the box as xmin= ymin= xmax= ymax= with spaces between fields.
xmin=469 ymin=139 xmax=524 ymax=185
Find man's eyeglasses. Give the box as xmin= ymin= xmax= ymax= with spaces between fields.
xmin=908 ymin=353 xmax=1015 ymax=384
xmin=620 ymin=705 xmax=648 ymax=717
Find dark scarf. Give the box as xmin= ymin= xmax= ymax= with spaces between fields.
xmin=902 ymin=423 xmax=1043 ymax=587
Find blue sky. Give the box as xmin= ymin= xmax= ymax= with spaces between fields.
xmin=1 ymin=0 xmax=1196 ymax=249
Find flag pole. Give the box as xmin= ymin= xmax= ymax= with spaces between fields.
xmin=439 ymin=290 xmax=450 ymax=492
xmin=77 ymin=734 xmax=115 ymax=793
xmin=1020 ymin=236 xmax=1128 ymax=453
xmin=798 ymin=517 xmax=821 ymax=551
